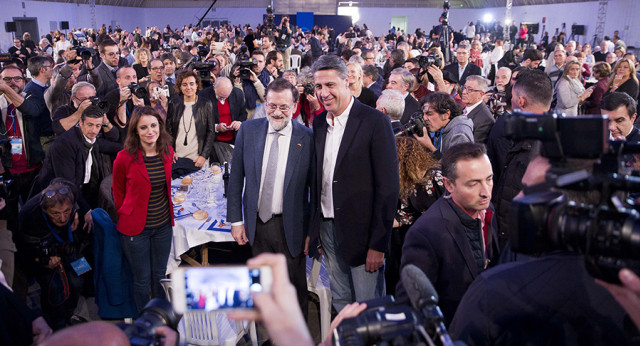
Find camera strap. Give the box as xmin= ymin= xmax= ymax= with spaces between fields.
xmin=41 ymin=210 xmax=73 ymax=244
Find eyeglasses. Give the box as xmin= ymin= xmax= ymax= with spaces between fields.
xmin=104 ymin=52 xmax=120 ymax=57
xmin=2 ymin=76 xmax=24 ymax=82
xmin=44 ymin=187 xmax=70 ymax=198
xmin=461 ymin=86 xmax=483 ymax=94
xmin=266 ymin=103 xmax=292 ymax=113
xmin=149 ymin=67 xmax=164 ymax=71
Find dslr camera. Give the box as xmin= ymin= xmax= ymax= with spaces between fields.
xmin=119 ymin=298 xmax=179 ymax=346
xmin=128 ymin=82 xmax=148 ymax=99
xmin=395 ymin=112 xmax=427 ymax=138
xmin=89 ymin=96 xmax=109 ymax=112
xmin=418 ymin=53 xmax=442 ymax=69
xmin=302 ymin=83 xmax=315 ymax=96
xmin=38 ymin=238 xmax=80 ymax=265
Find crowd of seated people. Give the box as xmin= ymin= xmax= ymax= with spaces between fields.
xmin=1 ymin=13 xmax=640 ymax=345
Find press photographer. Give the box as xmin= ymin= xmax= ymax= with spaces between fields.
xmin=15 ymin=179 xmax=89 ymax=330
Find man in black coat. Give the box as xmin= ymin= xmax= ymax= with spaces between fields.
xmin=444 ymin=45 xmax=482 ymax=86
xmin=33 ymin=105 xmax=117 ymax=213
xmin=387 ymin=68 xmax=420 ymax=125
xmin=395 ymin=143 xmax=499 ymax=326
xmin=461 ymin=75 xmax=495 ymax=144
xmin=601 ymin=92 xmax=640 ymax=142
xmin=309 ymin=55 xmax=399 ymax=312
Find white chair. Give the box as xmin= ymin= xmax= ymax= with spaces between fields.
xmin=159 ymin=278 xmax=258 ymax=346
xmin=290 ymin=54 xmax=302 ymax=73
xmin=307 ymin=256 xmax=332 ymax=340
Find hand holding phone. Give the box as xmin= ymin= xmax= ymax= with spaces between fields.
xmin=172 ymin=265 xmax=272 ymax=314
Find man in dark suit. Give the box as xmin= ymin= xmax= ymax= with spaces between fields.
xmin=81 ymin=39 xmax=120 ymax=99
xmin=309 ymin=55 xmax=399 ymax=312
xmin=363 ymin=64 xmax=383 ymax=100
xmin=199 ymin=77 xmax=247 ymax=161
xmin=387 ymin=68 xmax=420 ymax=124
xmin=227 ymin=78 xmax=313 ymax=315
xmin=395 ymin=142 xmax=499 ymax=326
xmin=309 ymin=30 xmax=323 ymax=61
xmin=144 ymin=58 xmax=177 ymax=101
xmin=444 ymin=45 xmax=482 ymax=86
xmin=601 ymin=92 xmax=640 ymax=142
xmin=461 ymin=75 xmax=495 ymax=144
xmin=24 ymin=56 xmax=55 ymax=151
xmin=376 ymin=89 xmax=404 ymax=133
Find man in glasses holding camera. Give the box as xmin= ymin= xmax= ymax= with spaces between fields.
xmin=15 ymin=179 xmax=89 ymax=330
xmin=0 ymin=66 xmax=46 ymax=232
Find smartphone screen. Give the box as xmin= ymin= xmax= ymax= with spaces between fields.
xmin=172 ymin=266 xmax=272 ymax=314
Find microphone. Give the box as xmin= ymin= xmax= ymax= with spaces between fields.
xmin=401 ymin=264 xmax=454 ymax=346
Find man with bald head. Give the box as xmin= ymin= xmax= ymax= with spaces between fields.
xmin=200 ymin=76 xmax=247 ymax=161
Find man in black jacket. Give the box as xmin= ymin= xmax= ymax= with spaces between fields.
xmin=387 ymin=68 xmax=420 ymax=124
xmin=444 ymin=45 xmax=482 ymax=86
xmin=81 ymin=39 xmax=120 ymax=99
xmin=395 ymin=142 xmax=499 ymax=326
xmin=601 ymin=92 xmax=640 ymax=142
xmin=25 ymin=56 xmax=55 ymax=152
xmin=34 ymin=105 xmax=117 ymax=214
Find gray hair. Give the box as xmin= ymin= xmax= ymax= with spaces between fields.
xmin=311 ymin=55 xmax=348 ymax=80
xmin=465 ymin=75 xmax=490 ymax=92
xmin=390 ymin=67 xmax=415 ymax=91
xmin=348 ymin=55 xmax=364 ymax=65
xmin=27 ymin=56 xmax=54 ymax=77
xmin=214 ymin=76 xmax=232 ymax=90
xmin=71 ymin=82 xmax=96 ymax=98
xmin=378 ymin=89 xmax=405 ymax=121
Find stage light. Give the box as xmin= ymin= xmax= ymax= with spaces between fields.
xmin=483 ymin=13 xmax=493 ymax=23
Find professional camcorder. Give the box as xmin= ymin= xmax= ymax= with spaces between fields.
xmin=505 ymin=111 xmax=640 ymax=284
xmin=333 ymin=265 xmax=455 ymax=346
xmin=119 ymin=298 xmax=179 ymax=346
xmin=192 ymin=60 xmax=218 ymax=81
xmin=235 ymin=45 xmax=257 ymax=80
xmin=395 ymin=112 xmax=427 ymax=138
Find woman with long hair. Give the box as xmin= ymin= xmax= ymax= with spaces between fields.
xmin=346 ymin=62 xmax=376 ymax=107
xmin=603 ymin=58 xmax=639 ymax=101
xmin=387 ymin=136 xmax=445 ymax=295
xmin=166 ymin=70 xmax=214 ymax=178
xmin=133 ymin=47 xmax=151 ymax=82
xmin=555 ymin=61 xmax=594 ymax=116
xmin=112 ymin=106 xmax=174 ymax=313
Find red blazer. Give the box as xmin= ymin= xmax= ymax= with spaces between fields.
xmin=112 ymin=147 xmax=175 ymax=236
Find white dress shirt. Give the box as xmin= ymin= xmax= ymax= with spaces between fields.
xmin=258 ymin=120 xmax=292 ymax=216
xmin=464 ymin=99 xmax=484 ymax=115
xmin=321 ymin=97 xmax=355 ymax=218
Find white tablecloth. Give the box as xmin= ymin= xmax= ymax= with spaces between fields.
xmin=167 ymin=170 xmax=234 ymax=274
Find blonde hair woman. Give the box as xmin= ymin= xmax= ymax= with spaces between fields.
xmin=133 ymin=47 xmax=152 ymax=82
xmin=346 ymin=62 xmax=376 ymax=107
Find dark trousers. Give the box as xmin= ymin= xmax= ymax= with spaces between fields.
xmin=120 ymin=222 xmax=173 ymax=313
xmin=36 ymin=263 xmax=84 ymax=330
xmin=4 ymin=167 xmax=40 ymax=234
xmin=252 ymin=215 xmax=308 ymax=318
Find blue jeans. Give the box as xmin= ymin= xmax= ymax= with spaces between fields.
xmin=320 ymin=219 xmax=386 ymax=312
xmin=121 ymin=222 xmax=173 ymax=313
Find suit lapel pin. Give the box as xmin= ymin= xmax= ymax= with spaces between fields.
xmin=297 ymin=143 xmax=302 ymax=147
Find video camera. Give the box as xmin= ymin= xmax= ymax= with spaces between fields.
xmin=119 ymin=298 xmax=179 ymax=346
xmin=395 ymin=112 xmax=427 ymax=138
xmin=192 ymin=60 xmax=218 ymax=81
xmin=234 ymin=45 xmax=257 ymax=80
xmin=333 ymin=266 xmax=455 ymax=346
xmin=505 ymin=111 xmax=640 ymax=284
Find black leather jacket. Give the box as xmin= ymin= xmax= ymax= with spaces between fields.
xmin=166 ymin=97 xmax=215 ymax=159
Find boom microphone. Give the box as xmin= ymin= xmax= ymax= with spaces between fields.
xmin=401 ymin=264 xmax=453 ymax=346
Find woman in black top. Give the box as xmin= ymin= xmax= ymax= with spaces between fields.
xmin=387 ymin=137 xmax=445 ymax=295
xmin=347 ymin=62 xmax=377 ymax=107
xmin=604 ymin=58 xmax=639 ymax=101
xmin=166 ymin=70 xmax=215 ymax=178
xmin=132 ymin=48 xmax=151 ymax=83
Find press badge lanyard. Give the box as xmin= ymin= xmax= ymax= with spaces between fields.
xmin=41 ymin=210 xmax=73 ymax=244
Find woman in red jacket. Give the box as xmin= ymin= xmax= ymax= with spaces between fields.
xmin=112 ymin=106 xmax=175 ymax=313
